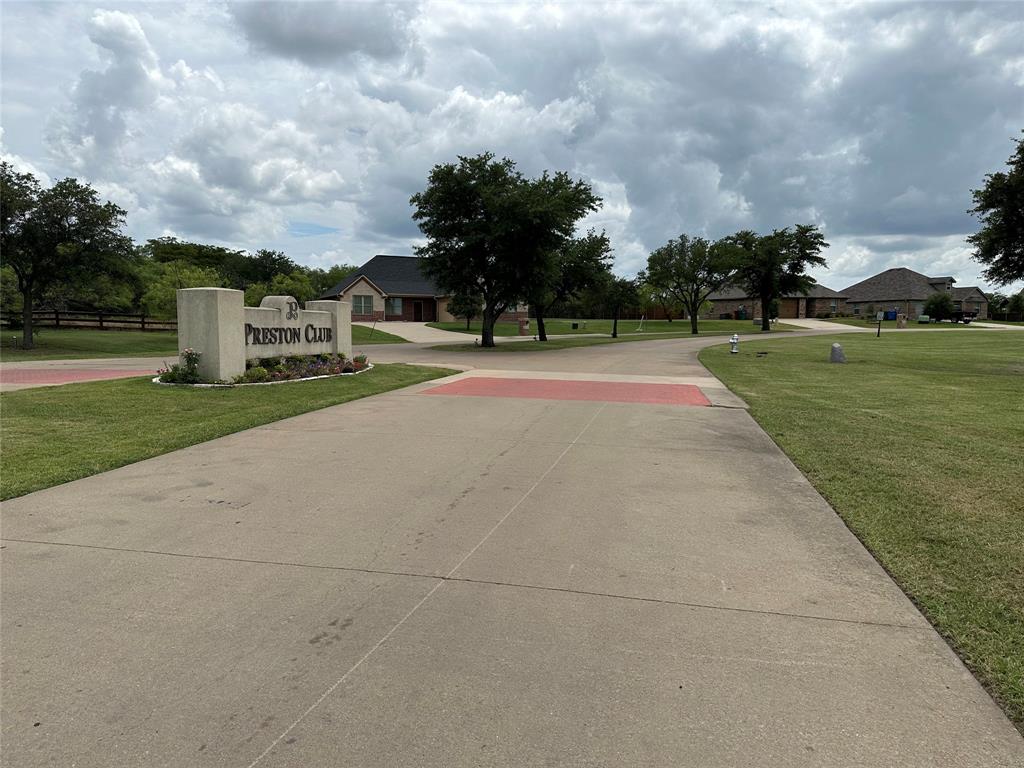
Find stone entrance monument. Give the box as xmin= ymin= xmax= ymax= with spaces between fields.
xmin=177 ymin=288 xmax=352 ymax=382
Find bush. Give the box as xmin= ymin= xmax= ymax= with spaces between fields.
xmin=158 ymin=348 xmax=201 ymax=384
xmin=923 ymin=292 xmax=955 ymax=321
xmin=236 ymin=366 xmax=269 ymax=384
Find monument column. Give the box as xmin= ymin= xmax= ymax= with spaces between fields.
xmin=306 ymin=300 xmax=352 ymax=359
xmin=176 ymin=288 xmax=245 ymax=381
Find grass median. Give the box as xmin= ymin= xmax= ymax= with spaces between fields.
xmin=429 ymin=318 xmax=780 ymax=336
xmin=431 ymin=322 xmax=796 ymax=352
xmin=0 ymin=363 xmax=455 ymax=500
xmin=1 ymin=325 xmax=408 ymax=362
xmin=700 ymin=331 xmax=1024 ymax=730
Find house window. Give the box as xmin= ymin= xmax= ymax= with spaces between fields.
xmin=352 ymin=295 xmax=374 ymax=315
xmin=386 ymin=297 xmax=403 ymax=316
xmin=830 ymin=299 xmax=838 ymax=312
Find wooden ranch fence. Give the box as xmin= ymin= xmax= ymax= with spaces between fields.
xmin=0 ymin=310 xmax=177 ymax=332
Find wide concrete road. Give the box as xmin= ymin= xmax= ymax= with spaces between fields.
xmin=3 ymin=337 xmax=1021 ymax=767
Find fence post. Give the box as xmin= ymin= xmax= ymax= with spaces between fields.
xmin=140 ymin=314 xmax=146 ymax=332
xmin=98 ymin=312 xmax=104 ymax=329
xmin=55 ymin=310 xmax=60 ymax=328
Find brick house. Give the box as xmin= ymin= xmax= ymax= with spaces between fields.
xmin=841 ymin=268 xmax=988 ymax=320
xmin=317 ymin=254 xmax=528 ymax=323
xmin=703 ymin=281 xmax=848 ymax=320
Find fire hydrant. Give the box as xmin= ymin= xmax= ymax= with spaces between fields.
xmin=729 ymin=334 xmax=739 ymax=354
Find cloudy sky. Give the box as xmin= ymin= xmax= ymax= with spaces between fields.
xmin=2 ymin=1 xmax=1023 ymax=292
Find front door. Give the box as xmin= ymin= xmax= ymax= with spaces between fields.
xmin=413 ymin=301 xmax=423 ymax=322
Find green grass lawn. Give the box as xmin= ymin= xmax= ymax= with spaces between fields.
xmin=429 ymin=318 xmax=771 ymax=336
xmin=700 ymin=332 xmax=1024 ymax=730
xmin=0 ymin=363 xmax=454 ymax=500
xmin=821 ymin=317 xmax=979 ymax=330
xmin=1 ymin=329 xmax=180 ymax=361
xmin=428 ymin=323 xmax=794 ymax=354
xmin=350 ymin=324 xmax=408 ymax=344
xmin=430 ymin=319 xmax=795 ymax=351
xmin=0 ymin=325 xmax=407 ymax=361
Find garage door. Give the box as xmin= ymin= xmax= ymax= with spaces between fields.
xmin=777 ymin=298 xmax=800 ymax=318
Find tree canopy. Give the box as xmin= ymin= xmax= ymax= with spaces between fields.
xmin=642 ymin=234 xmax=736 ymax=334
xmin=527 ymin=230 xmax=613 ymax=341
xmin=411 ymin=152 xmax=601 ymax=346
xmin=1 ymin=162 xmax=136 ymax=347
xmin=923 ymin=292 xmax=955 ymax=320
xmin=969 ymin=132 xmax=1024 ymax=286
xmin=722 ymin=225 xmax=828 ymax=331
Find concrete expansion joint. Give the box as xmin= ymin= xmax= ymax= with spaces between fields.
xmin=2 ymin=536 xmax=925 ymax=633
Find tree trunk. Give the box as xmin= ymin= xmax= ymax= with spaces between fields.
xmin=761 ymin=293 xmax=771 ymax=332
xmin=690 ymin=311 xmax=699 ymax=335
xmin=21 ymin=285 xmax=34 ymax=349
xmin=535 ymin=308 xmax=548 ymax=342
xmin=481 ymin=304 xmax=496 ymax=347
xmin=612 ymin=306 xmax=619 ymax=338
xmin=465 ymin=315 xmax=471 ymax=330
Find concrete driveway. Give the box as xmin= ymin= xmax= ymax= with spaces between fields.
xmin=2 ymin=335 xmax=1021 ymax=767
xmin=354 ymin=320 xmax=472 ymax=343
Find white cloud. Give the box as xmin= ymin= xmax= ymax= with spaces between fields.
xmin=0 ymin=0 xmax=1020 ymax=295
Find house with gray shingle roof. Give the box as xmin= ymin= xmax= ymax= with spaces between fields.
xmin=317 ymin=255 xmax=528 ymax=323
xmin=841 ymin=268 xmax=988 ymax=319
xmin=704 ymin=281 xmax=848 ymax=319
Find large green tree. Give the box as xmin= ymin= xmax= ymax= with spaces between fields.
xmin=142 ymin=239 xmax=300 ymax=289
xmin=140 ymin=260 xmax=224 ymax=318
xmin=923 ymin=292 xmax=955 ymax=321
xmin=605 ymin=275 xmax=640 ymax=338
xmin=642 ymin=234 xmax=736 ymax=335
xmin=528 ymin=230 xmax=613 ymax=341
xmin=411 ymin=153 xmax=601 ymax=347
xmin=969 ymin=132 xmax=1024 ymax=286
xmin=309 ymin=263 xmax=359 ymax=298
xmin=448 ymin=292 xmax=483 ymax=330
xmin=1 ymin=163 xmax=135 ymax=347
xmin=636 ymin=279 xmax=684 ymax=324
xmin=722 ymin=225 xmax=828 ymax=332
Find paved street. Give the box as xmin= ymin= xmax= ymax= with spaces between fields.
xmin=2 ymin=335 xmax=1022 ymax=766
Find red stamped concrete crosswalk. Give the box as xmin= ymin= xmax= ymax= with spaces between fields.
xmin=422 ymin=376 xmax=711 ymax=406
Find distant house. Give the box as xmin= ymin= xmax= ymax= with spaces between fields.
xmin=317 ymin=254 xmax=528 ymax=323
xmin=703 ymin=281 xmax=848 ymax=320
xmin=841 ymin=268 xmax=988 ymax=319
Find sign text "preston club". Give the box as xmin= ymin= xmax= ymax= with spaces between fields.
xmin=245 ymin=323 xmax=333 ymax=345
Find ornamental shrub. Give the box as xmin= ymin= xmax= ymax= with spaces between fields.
xmin=241 ymin=366 xmax=269 ymax=383
xmin=158 ymin=348 xmax=201 ymax=383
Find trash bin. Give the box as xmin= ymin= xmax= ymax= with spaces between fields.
xmin=737 ymin=308 xmax=747 ymax=320
xmin=571 ymin=322 xmax=579 ymax=330
xmin=884 ymin=310 xmax=897 ymax=321
xmin=518 ymin=318 xmax=531 ymax=336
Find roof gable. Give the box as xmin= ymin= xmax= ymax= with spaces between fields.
xmin=951 ymin=286 xmax=987 ymax=302
xmin=708 ymin=280 xmax=846 ymax=301
xmin=319 ymin=255 xmax=440 ymax=299
xmin=842 ymin=268 xmax=949 ymax=302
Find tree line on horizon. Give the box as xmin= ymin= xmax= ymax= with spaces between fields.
xmin=0 ymin=161 xmax=359 ymax=347
xmin=2 ymin=131 xmax=1022 ymax=349
xmin=411 ymin=153 xmax=828 ymax=342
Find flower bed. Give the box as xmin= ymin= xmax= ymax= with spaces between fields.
xmin=156 ymin=352 xmax=371 ymax=387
